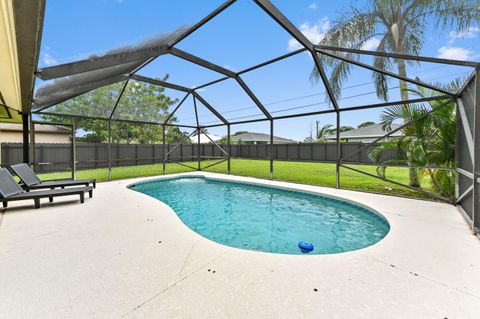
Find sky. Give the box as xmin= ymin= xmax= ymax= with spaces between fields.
xmin=37 ymin=0 xmax=480 ymax=141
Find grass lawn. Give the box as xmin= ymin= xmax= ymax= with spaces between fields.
xmin=37 ymin=158 xmax=436 ymax=200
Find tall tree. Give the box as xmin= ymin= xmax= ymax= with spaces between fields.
xmin=339 ymin=125 xmax=354 ymax=133
xmin=311 ymin=0 xmax=479 ymax=186
xmin=41 ymin=79 xmax=181 ymax=144
xmin=305 ymin=121 xmax=336 ymax=142
xmin=315 ymin=121 xmax=335 ymax=141
xmin=357 ymin=121 xmax=376 ymax=128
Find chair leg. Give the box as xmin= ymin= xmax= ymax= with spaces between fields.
xmin=49 ymin=197 xmax=53 ymax=203
xmin=34 ymin=198 xmax=40 ymax=209
xmin=2 ymin=201 xmax=7 ymax=208
xmin=93 ymin=181 xmax=96 ymax=188
xmin=89 ymin=190 xmax=93 ymax=198
xmin=80 ymin=193 xmax=85 ymax=203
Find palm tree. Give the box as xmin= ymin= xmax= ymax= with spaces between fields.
xmin=370 ymin=78 xmax=464 ymax=197
xmin=315 ymin=121 xmax=335 ymax=142
xmin=311 ymin=0 xmax=479 ymax=186
xmin=372 ymin=101 xmax=432 ymax=187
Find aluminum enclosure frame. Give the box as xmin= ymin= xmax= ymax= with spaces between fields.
xmin=456 ymin=68 xmax=480 ymax=234
xmin=30 ymin=0 xmax=480 ymax=233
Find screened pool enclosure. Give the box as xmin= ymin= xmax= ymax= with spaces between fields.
xmin=26 ymin=1 xmax=479 ymax=233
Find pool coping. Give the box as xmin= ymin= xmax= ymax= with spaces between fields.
xmin=127 ymin=172 xmax=391 ymax=256
xmin=124 ymin=172 xmax=402 ymax=258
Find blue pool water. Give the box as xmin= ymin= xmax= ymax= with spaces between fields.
xmin=130 ymin=177 xmax=389 ymax=255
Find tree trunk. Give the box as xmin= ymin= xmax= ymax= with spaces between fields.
xmin=395 ymin=31 xmax=421 ymax=188
xmin=427 ymin=168 xmax=442 ymax=194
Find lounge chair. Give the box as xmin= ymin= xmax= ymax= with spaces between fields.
xmin=10 ymin=163 xmax=96 ymax=190
xmin=0 ymin=168 xmax=93 ymax=209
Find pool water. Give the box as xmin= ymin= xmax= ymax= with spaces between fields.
xmin=130 ymin=177 xmax=389 ymax=255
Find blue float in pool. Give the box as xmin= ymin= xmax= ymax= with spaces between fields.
xmin=298 ymin=241 xmax=314 ymax=253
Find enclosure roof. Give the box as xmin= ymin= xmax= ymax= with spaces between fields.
xmin=31 ymin=0 xmax=479 ymax=127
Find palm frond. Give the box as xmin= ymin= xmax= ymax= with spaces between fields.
xmin=372 ymin=36 xmax=393 ymax=101
xmin=311 ymin=7 xmax=377 ymax=94
xmin=428 ymin=0 xmax=480 ymax=32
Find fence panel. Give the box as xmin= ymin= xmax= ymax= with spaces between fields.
xmin=1 ymin=141 xmax=402 ymax=173
xmin=76 ymin=143 xmax=97 ymax=170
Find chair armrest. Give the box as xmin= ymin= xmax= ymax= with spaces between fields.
xmin=44 ymin=178 xmax=74 ymax=182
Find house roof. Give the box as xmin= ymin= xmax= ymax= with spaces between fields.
xmin=325 ymin=124 xmax=402 ymax=140
xmin=231 ymin=132 xmax=297 ymax=143
xmin=190 ymin=133 xmax=221 ymax=144
xmin=0 ymin=123 xmax=70 ymax=134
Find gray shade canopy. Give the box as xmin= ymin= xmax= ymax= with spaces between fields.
xmin=32 ymin=26 xmax=190 ymax=111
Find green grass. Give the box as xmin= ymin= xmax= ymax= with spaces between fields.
xmin=203 ymin=159 xmax=433 ymax=199
xmin=37 ymin=158 xmax=434 ymax=200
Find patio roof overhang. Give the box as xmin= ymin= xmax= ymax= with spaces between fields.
xmin=0 ymin=0 xmax=45 ymax=123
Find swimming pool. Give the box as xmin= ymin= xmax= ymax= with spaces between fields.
xmin=130 ymin=177 xmax=389 ymax=255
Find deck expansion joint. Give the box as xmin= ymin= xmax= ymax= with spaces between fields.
xmin=371 ymin=257 xmax=480 ymax=300
xmin=120 ymin=250 xmax=229 ymax=318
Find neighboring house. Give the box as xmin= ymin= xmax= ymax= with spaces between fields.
xmin=0 ymin=123 xmax=71 ymax=144
xmin=231 ymin=132 xmax=298 ymax=144
xmin=325 ymin=124 xmax=402 ymax=143
xmin=190 ymin=132 xmax=221 ymax=144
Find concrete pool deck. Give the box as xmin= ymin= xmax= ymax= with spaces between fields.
xmin=0 ymin=172 xmax=479 ymax=318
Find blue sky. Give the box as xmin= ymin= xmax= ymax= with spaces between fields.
xmin=38 ymin=0 xmax=479 ymax=141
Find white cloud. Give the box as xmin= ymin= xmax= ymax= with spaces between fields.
xmin=437 ymin=46 xmax=474 ymax=60
xmin=360 ymin=38 xmax=380 ymax=51
xmin=448 ymin=27 xmax=480 ymax=44
xmin=308 ymin=3 xmax=318 ymax=10
xmin=436 ymin=27 xmax=480 ymax=62
xmin=287 ymin=18 xmax=330 ymax=51
xmin=42 ymin=52 xmax=58 ymax=66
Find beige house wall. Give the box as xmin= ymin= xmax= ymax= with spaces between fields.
xmin=0 ymin=130 xmax=70 ymax=144
xmin=0 ymin=0 xmax=21 ymax=114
